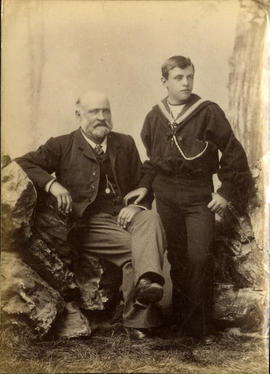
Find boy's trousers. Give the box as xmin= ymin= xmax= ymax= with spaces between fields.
xmin=154 ymin=174 xmax=215 ymax=337
xmin=73 ymin=209 xmax=165 ymax=329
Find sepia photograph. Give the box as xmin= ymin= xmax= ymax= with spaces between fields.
xmin=1 ymin=0 xmax=269 ymax=373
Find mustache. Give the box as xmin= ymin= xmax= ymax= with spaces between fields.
xmin=94 ymin=120 xmax=112 ymax=128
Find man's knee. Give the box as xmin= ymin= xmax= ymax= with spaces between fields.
xmin=136 ymin=209 xmax=163 ymax=226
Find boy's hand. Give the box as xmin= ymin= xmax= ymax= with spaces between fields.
xmin=123 ymin=187 xmax=149 ymax=206
xmin=207 ymin=193 xmax=228 ymax=216
xmin=117 ymin=205 xmax=143 ymax=229
xmin=49 ymin=181 xmax=72 ymax=214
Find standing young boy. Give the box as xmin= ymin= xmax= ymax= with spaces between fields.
xmin=124 ymin=56 xmax=250 ymax=340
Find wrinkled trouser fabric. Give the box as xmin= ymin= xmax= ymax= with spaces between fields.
xmin=74 ymin=210 xmax=166 ymax=329
xmin=154 ymin=175 xmax=215 ymax=337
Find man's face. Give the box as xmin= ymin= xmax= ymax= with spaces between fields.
xmin=162 ymin=65 xmax=194 ymax=104
xmin=77 ymin=93 xmax=113 ymax=142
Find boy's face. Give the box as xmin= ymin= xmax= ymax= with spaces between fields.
xmin=162 ymin=65 xmax=194 ymax=104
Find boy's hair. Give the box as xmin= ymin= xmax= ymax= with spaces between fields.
xmin=161 ymin=56 xmax=194 ymax=79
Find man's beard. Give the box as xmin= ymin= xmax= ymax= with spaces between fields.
xmin=92 ymin=121 xmax=112 ymax=139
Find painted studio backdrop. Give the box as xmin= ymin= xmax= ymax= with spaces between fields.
xmin=2 ymin=0 xmax=268 ymax=164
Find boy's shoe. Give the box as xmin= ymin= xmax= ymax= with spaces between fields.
xmin=124 ymin=327 xmax=147 ymax=340
xmin=135 ymin=278 xmax=163 ymax=305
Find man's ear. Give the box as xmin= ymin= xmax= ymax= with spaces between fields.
xmin=161 ymin=76 xmax=167 ymax=87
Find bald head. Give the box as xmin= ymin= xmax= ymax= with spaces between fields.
xmin=77 ymin=90 xmax=110 ymax=109
xmin=75 ymin=90 xmax=112 ymax=143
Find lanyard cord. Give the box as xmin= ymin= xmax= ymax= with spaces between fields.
xmin=105 ymin=174 xmax=117 ymax=196
xmin=172 ymin=133 xmax=209 ymax=161
xmin=167 ymin=119 xmax=209 ymax=161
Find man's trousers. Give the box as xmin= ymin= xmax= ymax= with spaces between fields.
xmin=153 ymin=174 xmax=215 ymax=337
xmin=74 ymin=210 xmax=166 ymax=329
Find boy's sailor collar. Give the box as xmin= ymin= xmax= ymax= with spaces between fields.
xmin=158 ymin=94 xmax=209 ymax=128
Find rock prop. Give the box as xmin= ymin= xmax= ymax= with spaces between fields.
xmin=214 ymin=284 xmax=264 ymax=333
xmin=54 ymin=302 xmax=92 ymax=339
xmin=1 ymin=155 xmax=267 ymax=340
xmin=1 ymin=251 xmax=65 ymax=339
xmin=213 ymin=152 xmax=268 ymax=334
xmin=1 ymin=161 xmax=37 ymax=251
xmin=1 ymin=160 xmax=115 ymax=340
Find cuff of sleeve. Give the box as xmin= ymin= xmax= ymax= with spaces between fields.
xmin=138 ymin=175 xmax=154 ymax=190
xmin=217 ymin=181 xmax=234 ymax=201
xmin=45 ymin=178 xmax=56 ymax=192
xmin=129 ymin=204 xmax=148 ymax=211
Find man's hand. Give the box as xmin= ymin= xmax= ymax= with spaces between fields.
xmin=117 ymin=205 xmax=143 ymax=229
xmin=49 ymin=181 xmax=72 ymax=214
xmin=207 ymin=193 xmax=228 ymax=216
xmin=123 ymin=187 xmax=149 ymax=206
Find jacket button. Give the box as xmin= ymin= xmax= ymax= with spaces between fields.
xmin=91 ymin=185 xmax=95 ymax=190
xmin=92 ymin=171 xmax=96 ymax=176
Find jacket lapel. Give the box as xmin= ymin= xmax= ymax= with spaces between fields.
xmin=74 ymin=128 xmax=97 ymax=160
xmin=107 ymin=132 xmax=122 ymax=192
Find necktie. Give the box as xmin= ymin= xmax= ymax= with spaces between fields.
xmin=94 ymin=144 xmax=104 ymax=156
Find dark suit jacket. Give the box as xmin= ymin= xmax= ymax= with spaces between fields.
xmin=16 ymin=128 xmax=151 ymax=218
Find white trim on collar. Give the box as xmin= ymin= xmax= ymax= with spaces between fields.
xmin=158 ymin=98 xmax=206 ymax=126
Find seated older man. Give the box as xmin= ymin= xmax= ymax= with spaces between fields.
xmin=15 ymin=90 xmax=166 ymax=339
